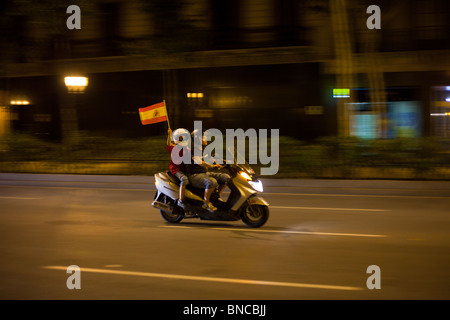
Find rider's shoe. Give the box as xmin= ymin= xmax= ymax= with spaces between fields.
xmin=202 ymin=201 xmax=217 ymax=212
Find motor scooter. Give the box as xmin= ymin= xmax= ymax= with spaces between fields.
xmin=152 ymin=160 xmax=269 ymax=228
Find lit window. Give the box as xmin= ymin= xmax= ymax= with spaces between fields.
xmin=333 ymin=88 xmax=350 ymax=98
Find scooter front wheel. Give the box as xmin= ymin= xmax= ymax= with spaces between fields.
xmin=241 ymin=204 xmax=269 ymax=228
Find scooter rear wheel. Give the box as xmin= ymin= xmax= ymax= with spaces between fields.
xmin=157 ymin=194 xmax=184 ymax=223
xmin=241 ymin=204 xmax=269 ymax=228
xmin=160 ymin=210 xmax=184 ymax=223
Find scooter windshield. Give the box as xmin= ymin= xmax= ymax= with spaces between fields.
xmin=226 ymin=146 xmax=255 ymax=175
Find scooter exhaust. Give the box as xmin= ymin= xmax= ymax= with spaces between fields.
xmin=152 ymin=200 xmax=173 ymax=213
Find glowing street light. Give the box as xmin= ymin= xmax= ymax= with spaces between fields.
xmin=187 ymin=92 xmax=204 ymax=98
xmin=64 ymin=76 xmax=88 ymax=93
xmin=10 ymin=100 xmax=30 ymax=105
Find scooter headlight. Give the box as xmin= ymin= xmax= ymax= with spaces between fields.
xmin=239 ymin=171 xmax=263 ymax=192
xmin=248 ymin=180 xmax=263 ymax=192
xmin=240 ymin=171 xmax=252 ymax=181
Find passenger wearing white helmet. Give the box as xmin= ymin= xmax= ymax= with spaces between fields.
xmin=167 ymin=127 xmax=189 ymax=209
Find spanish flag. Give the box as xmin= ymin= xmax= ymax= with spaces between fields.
xmin=139 ymin=101 xmax=168 ymax=125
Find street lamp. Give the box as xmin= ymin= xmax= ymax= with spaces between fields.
xmin=62 ymin=76 xmax=88 ymax=147
xmin=64 ymin=76 xmax=88 ymax=93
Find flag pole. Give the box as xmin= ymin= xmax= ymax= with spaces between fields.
xmin=163 ymin=100 xmax=171 ymax=130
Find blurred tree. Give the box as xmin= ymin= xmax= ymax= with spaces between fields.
xmin=329 ymin=0 xmax=398 ymax=138
xmin=356 ymin=0 xmax=409 ymax=138
xmin=358 ymin=3 xmax=387 ymax=138
xmin=329 ymin=0 xmax=355 ymax=137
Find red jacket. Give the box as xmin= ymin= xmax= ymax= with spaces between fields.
xmin=167 ymin=145 xmax=186 ymax=175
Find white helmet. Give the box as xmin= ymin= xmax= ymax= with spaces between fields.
xmin=172 ymin=128 xmax=190 ymax=146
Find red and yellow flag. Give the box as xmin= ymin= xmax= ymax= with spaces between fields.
xmin=139 ymin=101 xmax=168 ymax=125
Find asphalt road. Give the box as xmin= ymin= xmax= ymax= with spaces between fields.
xmin=0 ymin=174 xmax=449 ymax=300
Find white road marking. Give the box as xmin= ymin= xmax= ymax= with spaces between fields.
xmin=160 ymin=225 xmax=192 ymax=229
xmin=271 ymin=205 xmax=388 ymax=212
xmin=264 ymin=192 xmax=449 ymax=199
xmin=159 ymin=225 xmax=387 ymax=238
xmin=0 ymin=185 xmax=152 ymax=192
xmin=104 ymin=264 xmax=124 ymax=268
xmin=2 ymin=185 xmax=448 ymax=199
xmin=42 ymin=266 xmax=363 ymax=291
xmin=212 ymin=227 xmax=387 ymax=238
xmin=0 ymin=196 xmax=41 ymax=200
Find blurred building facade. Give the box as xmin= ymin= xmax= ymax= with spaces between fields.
xmin=1 ymin=0 xmax=450 ymax=140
